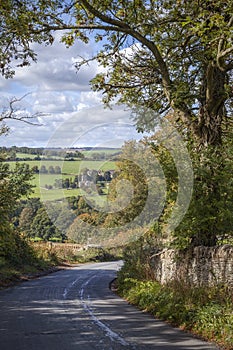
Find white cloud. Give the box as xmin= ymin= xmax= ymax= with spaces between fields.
xmin=32 ymin=91 xmax=74 ymax=114
xmin=44 ymin=105 xmax=140 ymax=148
xmin=78 ymin=91 xmax=102 ymax=109
xmin=2 ymin=32 xmax=99 ymax=92
xmin=0 ymin=104 xmax=142 ymax=148
xmin=0 ymin=32 xmax=141 ymax=148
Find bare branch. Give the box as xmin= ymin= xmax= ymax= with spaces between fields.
xmin=0 ymin=93 xmax=46 ymax=133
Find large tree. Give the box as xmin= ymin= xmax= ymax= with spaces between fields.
xmin=1 ymin=0 xmax=233 ymax=245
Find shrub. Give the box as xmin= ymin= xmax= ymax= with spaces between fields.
xmin=117 ymin=272 xmax=233 ymax=349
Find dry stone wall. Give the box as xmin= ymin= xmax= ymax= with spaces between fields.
xmin=150 ymin=245 xmax=233 ymax=287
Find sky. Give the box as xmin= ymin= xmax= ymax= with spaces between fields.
xmin=0 ymin=32 xmax=142 ymax=149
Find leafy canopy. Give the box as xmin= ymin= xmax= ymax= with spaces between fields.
xmin=0 ymin=0 xmax=232 ymax=145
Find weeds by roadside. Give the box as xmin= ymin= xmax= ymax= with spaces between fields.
xmin=116 ymin=275 xmax=233 ymax=349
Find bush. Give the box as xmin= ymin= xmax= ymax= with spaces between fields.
xmin=0 ymin=228 xmax=37 ymax=267
xmin=194 ymin=302 xmax=233 ymax=346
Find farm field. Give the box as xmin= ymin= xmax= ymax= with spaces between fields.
xmin=16 ymin=153 xmax=40 ymax=159
xmin=8 ymin=159 xmax=116 ymax=172
xmin=30 ymin=174 xmax=80 ymax=200
xmin=16 ymin=152 xmax=65 ymax=160
xmin=8 ymin=158 xmax=117 ymax=201
xmin=16 ymin=148 xmax=121 ymax=159
xmin=81 ymin=148 xmax=121 ymax=156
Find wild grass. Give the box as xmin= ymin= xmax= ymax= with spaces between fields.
xmin=117 ymin=275 xmax=233 ymax=349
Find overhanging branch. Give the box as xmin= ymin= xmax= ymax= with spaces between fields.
xmin=0 ymin=93 xmax=46 ymax=127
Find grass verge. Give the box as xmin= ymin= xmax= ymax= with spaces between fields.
xmin=116 ymin=276 xmax=233 ymax=350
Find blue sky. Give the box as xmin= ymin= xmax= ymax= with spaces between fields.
xmin=0 ymin=32 xmax=141 ymax=148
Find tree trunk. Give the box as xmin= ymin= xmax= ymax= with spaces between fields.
xmin=196 ymin=65 xmax=227 ymax=147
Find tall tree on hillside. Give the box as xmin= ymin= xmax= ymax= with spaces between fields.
xmin=105 ymin=140 xmax=166 ymax=228
xmin=0 ymin=0 xmax=233 ymax=245
xmin=18 ymin=198 xmax=42 ymax=236
xmin=30 ymin=207 xmax=60 ymax=241
xmin=0 ymin=162 xmax=33 ymax=222
xmin=0 ymin=161 xmax=34 ymax=263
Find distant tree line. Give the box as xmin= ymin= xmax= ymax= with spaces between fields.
xmin=1 ymin=146 xmax=120 ymax=162
xmin=38 ymin=165 xmax=62 ymax=174
xmin=0 ymin=146 xmax=44 ymax=155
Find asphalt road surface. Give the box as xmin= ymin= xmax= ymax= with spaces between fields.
xmin=0 ymin=261 xmax=219 ymax=350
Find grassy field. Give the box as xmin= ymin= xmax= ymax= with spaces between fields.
xmin=81 ymin=148 xmax=121 ymax=156
xmin=16 ymin=153 xmax=39 ymax=159
xmin=29 ymin=174 xmax=80 ymax=200
xmin=16 ymin=153 xmax=66 ymax=160
xmin=16 ymin=149 xmax=121 ymax=159
xmin=8 ymin=158 xmax=117 ymax=201
xmin=8 ymin=159 xmax=116 ymax=172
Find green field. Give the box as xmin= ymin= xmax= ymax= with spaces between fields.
xmin=8 ymin=159 xmax=117 ymax=201
xmin=81 ymin=148 xmax=121 ymax=156
xmin=8 ymin=159 xmax=116 ymax=172
xmin=16 ymin=148 xmax=121 ymax=160
xmin=16 ymin=153 xmax=39 ymax=159
xmin=16 ymin=152 xmax=63 ymax=160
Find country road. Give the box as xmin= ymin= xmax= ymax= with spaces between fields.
xmin=0 ymin=261 xmax=219 ymax=350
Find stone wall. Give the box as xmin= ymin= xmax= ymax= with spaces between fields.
xmin=150 ymin=245 xmax=233 ymax=287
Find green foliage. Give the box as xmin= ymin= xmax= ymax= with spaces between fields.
xmin=1 ymin=1 xmax=232 ymax=144
xmin=0 ymin=226 xmax=38 ymax=268
xmin=118 ymin=232 xmax=161 ymax=281
xmin=0 ymin=157 xmax=36 ymax=267
xmin=174 ymin=144 xmax=233 ymax=247
xmin=0 ymin=157 xmax=57 ymax=286
xmin=0 ymin=162 xmax=33 ymax=222
xmin=4 ymin=134 xmax=233 ymax=248
xmin=49 ymin=204 xmax=76 ymax=240
xmin=32 ymin=243 xmax=60 ymax=265
xmin=16 ymin=195 xmax=106 ymax=244
xmin=66 ymin=216 xmax=98 ymax=244
xmin=0 ymin=0 xmax=59 ymax=78
xmin=30 ymin=207 xmax=61 ymax=241
xmin=101 ymin=140 xmax=167 ymax=231
xmin=117 ymin=234 xmax=233 ymax=349
xmin=111 ymin=136 xmax=233 ymax=248
xmin=18 ymin=198 xmax=77 ymax=243
xmin=194 ymin=302 xmax=233 ymax=346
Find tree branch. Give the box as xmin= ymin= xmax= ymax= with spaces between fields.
xmin=0 ymin=93 xmax=45 ymax=128
xmin=77 ymin=1 xmax=172 ymax=100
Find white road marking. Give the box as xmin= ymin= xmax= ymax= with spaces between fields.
xmin=63 ymin=278 xmax=81 ymax=299
xmin=80 ymin=275 xmax=130 ymax=347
